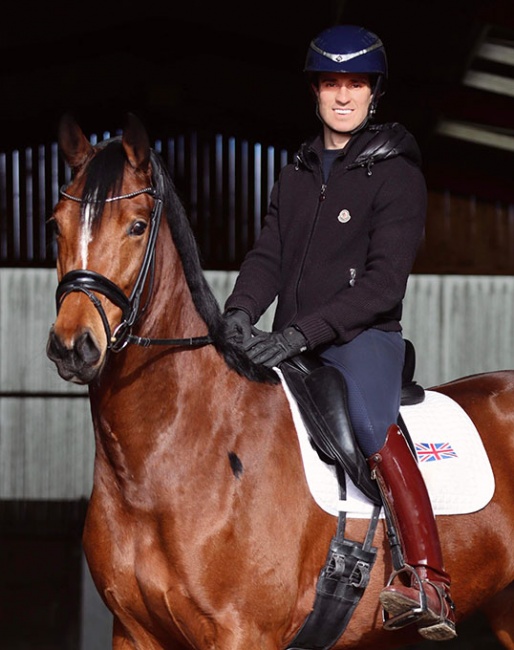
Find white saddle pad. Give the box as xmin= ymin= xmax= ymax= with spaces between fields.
xmin=277 ymin=370 xmax=495 ymax=519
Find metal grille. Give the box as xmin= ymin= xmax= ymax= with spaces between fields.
xmin=0 ymin=130 xmax=291 ymax=270
xmin=2 ymin=130 xmax=514 ymax=273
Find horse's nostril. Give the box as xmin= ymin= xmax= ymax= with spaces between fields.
xmin=47 ymin=329 xmax=67 ymax=361
xmin=76 ymin=331 xmax=101 ymax=365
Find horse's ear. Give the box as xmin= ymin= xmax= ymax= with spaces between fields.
xmin=58 ymin=113 xmax=94 ymax=172
xmin=122 ymin=113 xmax=151 ymax=173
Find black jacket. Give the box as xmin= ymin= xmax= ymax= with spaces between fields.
xmin=225 ymin=123 xmax=427 ymax=348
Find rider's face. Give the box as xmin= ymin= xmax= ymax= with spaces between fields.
xmin=314 ymin=72 xmax=372 ymax=148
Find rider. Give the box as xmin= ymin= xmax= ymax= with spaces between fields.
xmin=223 ymin=25 xmax=456 ymax=641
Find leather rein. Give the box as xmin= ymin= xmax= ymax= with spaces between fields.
xmin=55 ymin=179 xmax=213 ymax=352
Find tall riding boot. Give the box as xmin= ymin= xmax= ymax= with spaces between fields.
xmin=368 ymin=424 xmax=457 ymax=641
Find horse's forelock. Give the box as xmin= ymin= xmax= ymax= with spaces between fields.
xmin=80 ymin=139 xmax=126 ymax=224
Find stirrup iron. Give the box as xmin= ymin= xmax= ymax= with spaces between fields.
xmin=381 ymin=564 xmax=429 ymax=630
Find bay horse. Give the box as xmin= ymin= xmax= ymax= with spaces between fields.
xmin=46 ymin=113 xmax=514 ymax=650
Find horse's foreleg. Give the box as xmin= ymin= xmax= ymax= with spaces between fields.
xmin=111 ymin=615 xmax=166 ymax=649
xmin=481 ymin=582 xmax=514 ymax=650
xmin=107 ymin=590 xmax=178 ymax=649
xmin=112 ymin=616 xmax=184 ymax=650
xmin=112 ymin=617 xmax=137 ymax=649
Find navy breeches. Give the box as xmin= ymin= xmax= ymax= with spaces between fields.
xmin=318 ymin=329 xmax=405 ymax=457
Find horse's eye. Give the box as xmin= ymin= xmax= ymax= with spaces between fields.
xmin=129 ymin=220 xmax=148 ymax=236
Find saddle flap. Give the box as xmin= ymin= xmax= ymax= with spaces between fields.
xmin=280 ymin=358 xmax=381 ymax=505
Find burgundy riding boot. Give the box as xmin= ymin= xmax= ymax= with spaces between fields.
xmin=368 ymin=424 xmax=457 ymax=641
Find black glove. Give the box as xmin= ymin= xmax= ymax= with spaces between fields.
xmin=223 ymin=309 xmax=253 ymax=347
xmin=243 ymin=326 xmax=308 ymax=368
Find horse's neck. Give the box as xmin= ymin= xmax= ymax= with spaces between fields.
xmin=88 ymin=230 xmax=224 ymax=473
xmin=90 ymin=352 xmax=219 ymax=502
xmin=141 ymin=231 xmax=209 ymax=342
xmin=99 ymin=230 xmax=213 ymax=391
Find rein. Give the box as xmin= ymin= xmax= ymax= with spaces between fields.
xmin=55 ymin=180 xmax=213 ymax=352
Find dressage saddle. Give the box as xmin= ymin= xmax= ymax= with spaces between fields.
xmin=279 ymin=338 xmax=424 ymax=504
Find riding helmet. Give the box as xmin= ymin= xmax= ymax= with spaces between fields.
xmin=304 ymin=25 xmax=388 ymax=104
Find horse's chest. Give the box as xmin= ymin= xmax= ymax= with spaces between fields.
xmin=86 ymin=522 xmax=200 ymax=640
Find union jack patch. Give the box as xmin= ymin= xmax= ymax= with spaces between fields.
xmin=415 ymin=442 xmax=458 ymax=462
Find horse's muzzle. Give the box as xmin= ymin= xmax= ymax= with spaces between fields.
xmin=47 ymin=327 xmax=103 ymax=384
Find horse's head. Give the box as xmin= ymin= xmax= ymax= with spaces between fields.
xmin=46 ymin=113 xmax=163 ymax=384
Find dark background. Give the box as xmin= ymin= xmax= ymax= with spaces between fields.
xmin=1 ymin=0 xmax=513 ymax=203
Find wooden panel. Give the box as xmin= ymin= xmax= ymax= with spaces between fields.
xmin=414 ymin=193 xmax=514 ymax=274
xmin=0 ymin=397 xmax=94 ymax=499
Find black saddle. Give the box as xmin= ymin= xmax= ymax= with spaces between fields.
xmin=401 ymin=339 xmax=425 ymax=406
xmin=280 ymin=339 xmax=424 ymax=504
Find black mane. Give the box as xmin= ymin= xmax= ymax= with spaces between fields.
xmin=79 ymin=138 xmax=277 ymax=384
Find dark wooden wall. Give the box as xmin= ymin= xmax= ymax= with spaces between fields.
xmin=415 ymin=192 xmax=514 ymax=275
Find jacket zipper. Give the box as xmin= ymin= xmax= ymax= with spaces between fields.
xmin=293 ymin=173 xmax=327 ymax=320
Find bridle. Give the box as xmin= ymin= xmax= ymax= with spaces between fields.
xmin=55 ymin=176 xmax=212 ymax=352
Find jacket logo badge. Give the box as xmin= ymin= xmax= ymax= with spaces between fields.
xmin=337 ymin=209 xmax=351 ymax=223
